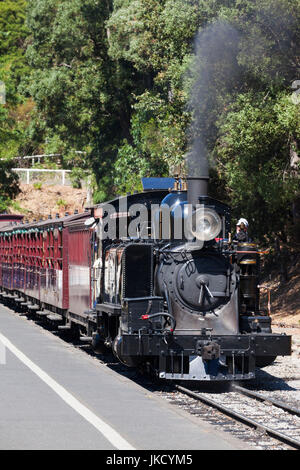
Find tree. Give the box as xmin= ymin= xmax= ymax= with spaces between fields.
xmin=5 ymin=0 xmax=299 ymax=243
xmin=215 ymin=91 xmax=300 ymax=240
xmin=24 ymin=0 xmax=146 ymax=200
xmin=209 ymin=0 xmax=300 ymax=241
xmin=107 ymin=0 xmax=202 ymax=185
xmin=0 ymin=0 xmax=28 ymax=208
xmin=0 ymin=159 xmax=20 ymax=212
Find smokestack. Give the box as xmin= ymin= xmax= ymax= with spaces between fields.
xmin=186 ymin=149 xmax=209 ymax=206
xmin=187 ymin=176 xmax=209 ymax=207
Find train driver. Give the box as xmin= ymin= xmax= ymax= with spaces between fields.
xmin=233 ymin=218 xmax=250 ymax=242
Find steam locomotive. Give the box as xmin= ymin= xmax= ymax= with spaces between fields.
xmin=0 ymin=176 xmax=291 ymax=381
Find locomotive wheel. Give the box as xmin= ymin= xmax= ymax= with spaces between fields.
xmin=256 ymin=355 xmax=277 ymax=368
xmin=92 ymin=340 xmax=108 ymax=355
xmin=92 ymin=333 xmax=109 ymax=355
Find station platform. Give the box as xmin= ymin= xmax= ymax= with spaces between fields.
xmin=0 ymin=304 xmax=246 ymax=450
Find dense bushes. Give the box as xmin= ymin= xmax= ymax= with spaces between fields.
xmin=0 ymin=0 xmax=299 ymax=240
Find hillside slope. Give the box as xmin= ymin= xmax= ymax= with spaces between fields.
xmin=10 ymin=183 xmax=88 ymax=221
xmin=260 ymin=254 xmax=300 ymax=327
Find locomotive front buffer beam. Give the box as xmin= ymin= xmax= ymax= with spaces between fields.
xmin=118 ymin=333 xmax=291 ymax=381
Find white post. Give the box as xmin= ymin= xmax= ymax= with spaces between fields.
xmin=27 ymin=169 xmax=30 ymax=184
xmin=62 ymin=170 xmax=65 ymax=185
xmin=86 ymin=175 xmax=92 ymax=206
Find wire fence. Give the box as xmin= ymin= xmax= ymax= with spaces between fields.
xmin=12 ymin=168 xmax=72 ymax=186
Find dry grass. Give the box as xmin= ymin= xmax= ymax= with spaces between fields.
xmin=261 ymin=256 xmax=300 ymax=327
xmin=10 ymin=183 xmax=88 ymax=221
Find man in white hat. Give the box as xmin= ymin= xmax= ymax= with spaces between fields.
xmin=233 ymin=218 xmax=250 ymax=242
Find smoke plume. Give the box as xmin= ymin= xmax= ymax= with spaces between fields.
xmin=187 ymin=20 xmax=241 ymax=178
xmin=187 ymin=3 xmax=298 ymax=179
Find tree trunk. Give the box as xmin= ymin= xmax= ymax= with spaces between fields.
xmin=290 ymin=141 xmax=300 ymax=242
xmin=275 ymin=237 xmax=289 ymax=282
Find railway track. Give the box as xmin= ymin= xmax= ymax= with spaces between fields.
xmin=3 ymin=297 xmax=300 ymax=449
xmin=175 ymin=384 xmax=300 ymax=450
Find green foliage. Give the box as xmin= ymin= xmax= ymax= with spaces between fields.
xmin=0 ymin=159 xmax=20 ymax=211
xmin=56 ymin=198 xmax=67 ymax=208
xmin=24 ymin=0 xmax=139 ymax=201
xmin=0 ymin=1 xmax=28 ymax=54
xmin=107 ymin=0 xmax=201 ymax=73
xmin=70 ymin=167 xmax=89 ymax=189
xmin=0 ymin=0 xmax=29 ymax=204
xmin=114 ymin=140 xmax=168 ymax=194
xmin=9 ymin=200 xmax=27 ymax=213
xmin=0 ymin=0 xmax=299 ymax=242
xmin=0 ymin=0 xmax=29 ymax=96
xmin=226 ymin=0 xmax=300 ymax=85
xmin=215 ymin=91 xmax=300 ymax=240
xmin=108 ymin=0 xmax=201 ymax=186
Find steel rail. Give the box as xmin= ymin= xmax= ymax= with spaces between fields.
xmin=175 ymin=384 xmax=300 ymax=450
xmin=232 ymin=384 xmax=300 ymax=417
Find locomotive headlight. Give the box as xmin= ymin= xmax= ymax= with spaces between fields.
xmin=189 ymin=207 xmax=222 ymax=241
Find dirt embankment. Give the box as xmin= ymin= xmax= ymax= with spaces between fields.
xmin=260 ymin=254 xmax=300 ymax=328
xmin=11 ymin=183 xmax=88 ymax=221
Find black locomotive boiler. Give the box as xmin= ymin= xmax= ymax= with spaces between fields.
xmin=90 ymin=175 xmax=291 ymax=381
